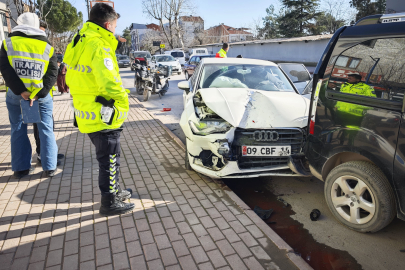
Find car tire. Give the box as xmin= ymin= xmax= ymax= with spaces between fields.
xmin=324 ymin=161 xmax=396 ymax=233
xmin=185 ymin=144 xmax=192 ymax=171
xmin=185 ymin=72 xmax=189 ymax=80
xmin=178 ymin=72 xmax=181 ymax=75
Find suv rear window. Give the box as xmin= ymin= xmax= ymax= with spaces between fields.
xmin=196 ymin=50 xmax=206 ymax=54
xmin=171 ymin=52 xmax=184 ymax=58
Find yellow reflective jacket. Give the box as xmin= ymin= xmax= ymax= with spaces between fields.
xmin=336 ymin=82 xmax=376 ymax=117
xmin=64 ymin=22 xmax=128 ymax=133
xmin=215 ymin=48 xmax=227 ymax=58
xmin=3 ymin=36 xmax=54 ymax=99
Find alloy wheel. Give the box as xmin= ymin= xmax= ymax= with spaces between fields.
xmin=331 ymin=175 xmax=376 ymax=224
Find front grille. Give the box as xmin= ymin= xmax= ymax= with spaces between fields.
xmin=232 ymin=128 xmax=304 ymax=169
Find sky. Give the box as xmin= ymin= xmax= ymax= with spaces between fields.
xmin=68 ymin=0 xmax=354 ymax=35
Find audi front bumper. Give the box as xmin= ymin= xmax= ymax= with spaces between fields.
xmin=185 ymin=127 xmax=305 ymax=179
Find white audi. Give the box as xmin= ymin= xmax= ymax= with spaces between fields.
xmin=178 ymin=58 xmax=310 ymax=179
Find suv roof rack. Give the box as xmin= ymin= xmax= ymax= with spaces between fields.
xmin=355 ymin=12 xmax=405 ymax=26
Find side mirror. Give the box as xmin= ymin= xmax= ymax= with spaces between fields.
xmin=178 ymin=81 xmax=190 ymax=91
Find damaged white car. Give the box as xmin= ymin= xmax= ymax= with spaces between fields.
xmin=178 ymin=58 xmax=310 ymax=179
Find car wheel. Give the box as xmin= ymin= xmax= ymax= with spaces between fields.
xmin=185 ymin=72 xmax=189 ymax=80
xmin=178 ymin=72 xmax=182 ymax=75
xmin=185 ymin=144 xmax=192 ymax=171
xmin=324 ymin=161 xmax=396 ymax=233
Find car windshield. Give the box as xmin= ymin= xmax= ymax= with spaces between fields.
xmin=118 ymin=56 xmax=129 ymax=60
xmin=171 ymin=52 xmax=184 ymax=57
xmin=133 ymin=52 xmax=151 ymax=58
xmin=279 ymin=64 xmax=311 ymax=83
xmin=199 ymin=64 xmax=295 ymax=92
xmin=156 ymin=55 xmax=176 ymax=62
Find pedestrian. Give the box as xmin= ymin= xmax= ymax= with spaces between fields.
xmin=215 ymin=43 xmax=229 ymax=58
xmin=64 ymin=3 xmax=134 ymax=216
xmin=57 ymin=60 xmax=69 ymax=94
xmin=0 ymin=13 xmax=59 ymax=178
xmin=32 ymin=20 xmax=65 ymax=167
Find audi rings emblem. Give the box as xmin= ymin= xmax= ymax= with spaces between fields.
xmin=254 ymin=130 xmax=279 ymax=142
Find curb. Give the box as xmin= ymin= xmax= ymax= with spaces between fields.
xmin=131 ymin=95 xmax=313 ymax=270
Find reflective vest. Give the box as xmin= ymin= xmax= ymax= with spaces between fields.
xmin=215 ymin=49 xmax=227 ymax=58
xmin=3 ymin=36 xmax=53 ymax=99
xmin=64 ymin=22 xmax=129 ymax=133
xmin=336 ymin=82 xmax=376 ymax=117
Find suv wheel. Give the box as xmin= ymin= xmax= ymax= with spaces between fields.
xmin=325 ymin=161 xmax=396 ymax=233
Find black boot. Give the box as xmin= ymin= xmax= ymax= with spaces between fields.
xmin=100 ymin=193 xmax=135 ymax=216
xmin=117 ymin=185 xmax=132 ymax=201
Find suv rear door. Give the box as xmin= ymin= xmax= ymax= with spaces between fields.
xmin=310 ymin=23 xmax=405 ymax=218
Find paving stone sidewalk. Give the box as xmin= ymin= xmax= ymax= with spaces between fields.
xmin=0 ymin=93 xmax=300 ymax=270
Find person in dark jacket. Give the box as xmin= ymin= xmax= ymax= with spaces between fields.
xmin=0 ymin=13 xmax=59 ymax=178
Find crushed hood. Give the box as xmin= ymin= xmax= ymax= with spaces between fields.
xmin=199 ymin=88 xmax=309 ymax=128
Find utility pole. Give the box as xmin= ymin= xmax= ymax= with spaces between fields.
xmin=86 ymin=0 xmax=90 ymax=18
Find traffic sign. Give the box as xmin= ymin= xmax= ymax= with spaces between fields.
xmin=90 ymin=1 xmax=114 ymax=8
xmin=160 ymin=44 xmax=165 ymax=49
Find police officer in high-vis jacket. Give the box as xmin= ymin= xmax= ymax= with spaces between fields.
xmin=215 ymin=43 xmax=229 ymax=58
xmin=0 ymin=13 xmax=59 ymax=178
xmin=336 ymin=73 xmax=376 ymax=117
xmin=64 ymin=3 xmax=134 ymax=216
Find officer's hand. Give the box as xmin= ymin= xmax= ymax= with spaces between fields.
xmin=21 ymin=91 xmax=31 ymax=101
xmin=30 ymin=96 xmax=39 ymax=107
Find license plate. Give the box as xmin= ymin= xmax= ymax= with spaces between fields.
xmin=242 ymin=146 xmax=291 ymax=157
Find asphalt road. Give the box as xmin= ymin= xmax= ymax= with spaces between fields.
xmin=120 ymin=67 xmax=405 ymax=270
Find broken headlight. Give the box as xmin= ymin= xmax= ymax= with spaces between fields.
xmin=189 ymin=120 xmax=232 ymax=136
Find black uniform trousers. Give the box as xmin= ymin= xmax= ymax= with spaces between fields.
xmin=88 ymin=130 xmax=121 ymax=196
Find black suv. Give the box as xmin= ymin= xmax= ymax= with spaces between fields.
xmin=291 ymin=13 xmax=405 ymax=233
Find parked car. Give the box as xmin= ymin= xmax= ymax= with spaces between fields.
xmin=187 ymin=48 xmax=209 ymax=60
xmin=117 ymin=55 xmax=130 ymax=68
xmin=278 ymin=63 xmax=312 ymax=97
xmin=165 ymin=50 xmax=186 ymax=65
xmin=290 ymin=12 xmax=405 ymax=233
xmin=183 ymin=54 xmax=215 ymax=80
xmin=152 ymin=55 xmax=182 ymax=75
xmin=129 ymin=51 xmax=152 ymax=70
xmin=178 ymin=58 xmax=309 ymax=179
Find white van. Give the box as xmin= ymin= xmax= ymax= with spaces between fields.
xmin=164 ymin=50 xmax=186 ymax=65
xmin=189 ymin=48 xmax=208 ymax=56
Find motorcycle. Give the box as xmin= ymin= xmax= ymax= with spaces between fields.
xmin=133 ymin=59 xmax=171 ymax=101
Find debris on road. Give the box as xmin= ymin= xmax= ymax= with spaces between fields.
xmin=253 ymin=206 xmax=274 ymax=220
xmin=310 ymin=209 xmax=321 ymax=221
xmin=400 ymin=250 xmax=405 ymax=253
xmin=277 ymin=197 xmax=289 ymax=207
xmin=162 ymin=108 xmax=171 ymax=111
